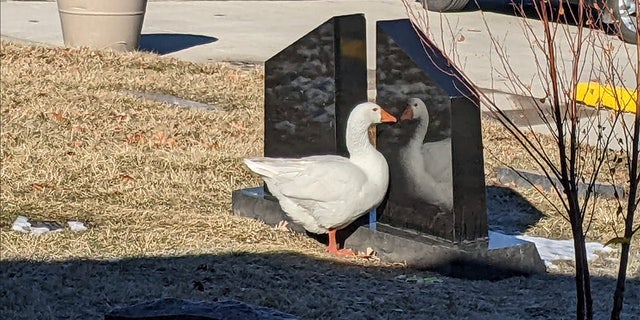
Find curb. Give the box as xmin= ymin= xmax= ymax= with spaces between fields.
xmin=497 ymin=167 xmax=626 ymax=200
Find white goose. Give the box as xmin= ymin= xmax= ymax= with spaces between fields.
xmin=244 ymin=102 xmax=396 ymax=256
xmin=398 ymin=98 xmax=453 ymax=211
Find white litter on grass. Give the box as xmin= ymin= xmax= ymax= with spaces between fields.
xmin=11 ymin=216 xmax=87 ymax=235
xmin=30 ymin=227 xmax=59 ymax=235
xmin=489 ymin=231 xmax=614 ymax=269
xmin=11 ymin=216 xmax=30 ymax=233
xmin=67 ymin=221 xmax=88 ymax=232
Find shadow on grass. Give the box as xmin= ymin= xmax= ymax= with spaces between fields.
xmin=1 ymin=251 xmax=639 ymax=319
xmin=139 ymin=33 xmax=218 ymax=55
xmin=486 ymin=185 xmax=546 ymax=234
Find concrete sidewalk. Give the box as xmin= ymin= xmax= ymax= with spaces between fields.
xmin=0 ymin=0 xmax=410 ymax=65
xmin=1 ymin=0 xmax=637 ymax=151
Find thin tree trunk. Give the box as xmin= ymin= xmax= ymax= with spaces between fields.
xmin=567 ymin=186 xmax=593 ymax=320
xmin=611 ymin=243 xmax=632 ymax=320
xmin=573 ymin=236 xmax=586 ymax=319
xmin=610 ymin=138 xmax=638 ymax=320
xmin=571 ymin=226 xmax=594 ymax=320
xmin=610 ymin=28 xmax=640 ymax=317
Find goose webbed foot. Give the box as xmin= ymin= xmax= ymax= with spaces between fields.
xmin=326 ymin=228 xmax=356 ymax=257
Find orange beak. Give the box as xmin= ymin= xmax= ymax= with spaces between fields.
xmin=380 ymin=108 xmax=397 ymax=123
xmin=400 ymin=107 xmax=413 ymax=121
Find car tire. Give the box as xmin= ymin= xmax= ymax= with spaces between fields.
xmin=607 ymin=0 xmax=638 ymax=44
xmin=421 ymin=0 xmax=470 ymax=12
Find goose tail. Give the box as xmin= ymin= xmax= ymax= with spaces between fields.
xmin=243 ymin=158 xmax=278 ymax=178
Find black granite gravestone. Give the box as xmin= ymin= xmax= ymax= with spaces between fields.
xmin=232 ymin=14 xmax=368 ymax=229
xmin=374 ymin=18 xmax=488 ymax=244
xmin=264 ymin=14 xmax=367 ymax=159
xmin=343 ymin=19 xmax=543 ymax=278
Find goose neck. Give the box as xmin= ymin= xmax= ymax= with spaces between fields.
xmin=346 ymin=122 xmax=376 ymax=157
xmin=408 ymin=117 xmax=429 ymax=148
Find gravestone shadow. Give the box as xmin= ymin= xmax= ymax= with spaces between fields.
xmin=139 ymin=33 xmax=218 ymax=55
xmin=486 ymin=185 xmax=545 ymax=235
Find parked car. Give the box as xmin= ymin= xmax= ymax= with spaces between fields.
xmin=421 ymin=0 xmax=637 ymax=44
xmin=605 ymin=0 xmax=637 ymax=43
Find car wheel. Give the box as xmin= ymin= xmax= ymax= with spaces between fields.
xmin=607 ymin=0 xmax=638 ymax=44
xmin=421 ymin=0 xmax=470 ymax=12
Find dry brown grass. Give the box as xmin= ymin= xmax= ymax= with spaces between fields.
xmin=0 ymin=41 xmax=638 ymax=319
xmin=0 ymin=41 xmax=316 ymax=261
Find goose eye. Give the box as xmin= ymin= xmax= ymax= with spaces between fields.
xmin=372 ymin=107 xmax=379 ymax=112
xmin=412 ymin=103 xmax=418 ymax=107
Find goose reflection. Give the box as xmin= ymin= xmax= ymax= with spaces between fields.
xmin=394 ymin=97 xmax=453 ymax=211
